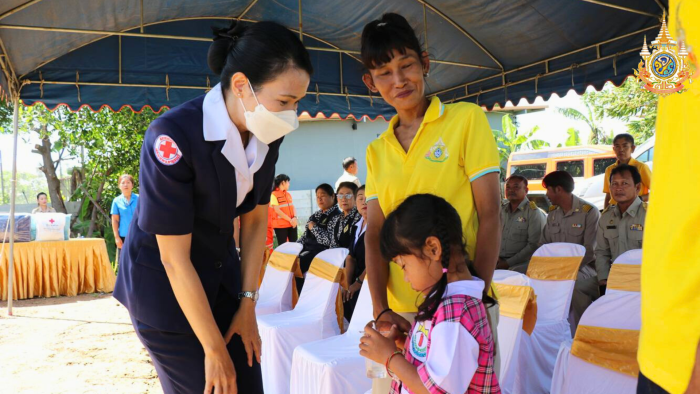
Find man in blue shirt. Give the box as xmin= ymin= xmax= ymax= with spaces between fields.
xmin=110 ymin=174 xmax=139 ymax=263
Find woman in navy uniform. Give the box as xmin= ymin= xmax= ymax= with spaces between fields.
xmin=113 ymin=21 xmax=312 ymax=394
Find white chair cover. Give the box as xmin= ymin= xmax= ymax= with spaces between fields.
xmin=492 ymin=270 xmax=533 ymax=394
xmin=551 ymin=249 xmax=642 ymax=394
xmin=550 ymin=339 xmax=573 ymax=394
xmin=513 ymin=243 xmax=584 ymax=394
xmin=289 ymin=280 xmax=374 ymax=394
xmin=258 ymin=248 xmax=349 ymax=394
xmin=256 ymin=242 xmax=304 ymax=316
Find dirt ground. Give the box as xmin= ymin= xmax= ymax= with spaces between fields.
xmin=0 ymin=293 xmax=163 ymax=394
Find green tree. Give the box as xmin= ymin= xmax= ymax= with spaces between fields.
xmin=493 ymin=114 xmax=549 ymax=175
xmin=61 ymin=107 xmax=160 ymax=237
xmin=556 ymin=101 xmax=612 ymax=145
xmin=582 ymin=78 xmax=657 ymax=143
xmin=0 ymin=100 xmax=161 ymax=253
xmin=0 ymin=171 xmax=47 ymax=205
xmin=556 ymin=128 xmax=582 ymax=147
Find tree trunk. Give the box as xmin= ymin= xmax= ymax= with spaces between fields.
xmin=87 ymin=169 xmax=112 ymax=237
xmin=34 ymin=131 xmax=67 ymax=213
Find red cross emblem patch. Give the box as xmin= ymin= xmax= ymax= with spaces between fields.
xmin=153 ymin=135 xmax=182 ymax=165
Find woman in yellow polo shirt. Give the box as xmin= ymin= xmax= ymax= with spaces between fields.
xmin=360 ymin=14 xmax=502 ymax=391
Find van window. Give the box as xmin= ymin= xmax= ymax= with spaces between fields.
xmin=637 ymin=147 xmax=654 ymax=163
xmin=556 ymin=160 xmax=584 ymax=177
xmin=511 ymin=164 xmax=547 ymax=180
xmin=594 ymin=158 xmax=616 ymax=175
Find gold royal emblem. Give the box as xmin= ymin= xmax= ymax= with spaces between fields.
xmin=635 ymin=17 xmax=693 ymax=96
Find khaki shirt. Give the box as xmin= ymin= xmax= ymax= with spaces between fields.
xmin=500 ymin=198 xmax=546 ymax=268
xmin=540 ymin=194 xmax=600 ymax=266
xmin=595 ymin=198 xmax=647 ymax=280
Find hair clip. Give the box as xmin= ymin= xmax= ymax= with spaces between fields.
xmin=442 ymin=268 xmax=448 ymax=274
xmin=377 ymin=22 xmax=387 ymax=27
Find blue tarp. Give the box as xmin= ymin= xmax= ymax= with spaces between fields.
xmin=0 ymin=0 xmax=666 ymax=117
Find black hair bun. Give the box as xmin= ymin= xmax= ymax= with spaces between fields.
xmin=207 ymin=21 xmax=248 ymax=74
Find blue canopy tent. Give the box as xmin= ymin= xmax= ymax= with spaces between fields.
xmin=0 ymin=0 xmax=666 ymax=309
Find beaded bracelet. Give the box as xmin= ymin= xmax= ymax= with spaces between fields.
xmin=385 ymin=350 xmax=403 ymax=380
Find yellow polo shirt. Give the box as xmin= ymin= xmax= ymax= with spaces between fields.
xmin=365 ymin=96 xmax=500 ymax=312
xmin=602 ymin=157 xmax=652 ymax=204
xmin=638 ymin=2 xmax=700 ymax=392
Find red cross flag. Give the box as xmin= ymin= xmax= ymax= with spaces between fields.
xmin=153 ymin=135 xmax=182 ymax=165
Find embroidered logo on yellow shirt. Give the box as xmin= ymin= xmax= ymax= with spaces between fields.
xmin=424 ymin=137 xmax=449 ymax=163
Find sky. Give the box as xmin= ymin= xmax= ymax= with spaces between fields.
xmin=0 ymin=85 xmax=630 ymax=177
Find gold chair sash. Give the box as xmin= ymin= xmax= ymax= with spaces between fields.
xmin=607 ymin=264 xmax=641 ymax=292
xmin=493 ymin=283 xmax=538 ymax=335
xmin=265 ymin=251 xmax=303 ymax=308
xmin=526 ymin=256 xmax=583 ymax=281
xmin=308 ymin=256 xmax=348 ymax=332
xmin=571 ymin=325 xmax=640 ymax=377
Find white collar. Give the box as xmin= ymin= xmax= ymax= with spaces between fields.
xmin=444 ymin=278 xmax=484 ymax=299
xmin=203 ymin=83 xmax=269 ymax=181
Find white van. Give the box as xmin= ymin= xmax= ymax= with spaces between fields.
xmin=576 ymin=136 xmax=655 ymax=210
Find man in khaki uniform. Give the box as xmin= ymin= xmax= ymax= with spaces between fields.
xmin=540 ymin=171 xmax=600 ymax=333
xmin=596 ymin=164 xmax=647 ymax=294
xmin=498 ymin=175 xmax=546 ymax=273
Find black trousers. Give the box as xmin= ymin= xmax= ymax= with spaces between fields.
xmin=274 ymin=227 xmax=298 ymax=243
xmin=130 ymin=286 xmax=263 ymax=394
xmin=637 ymin=371 xmax=670 ymax=394
xmin=116 ymin=236 xmax=126 ymax=266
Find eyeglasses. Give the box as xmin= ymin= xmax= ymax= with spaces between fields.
xmin=337 ymin=193 xmax=354 ymax=200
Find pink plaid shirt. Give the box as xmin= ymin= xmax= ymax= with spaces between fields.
xmin=390 ymin=280 xmax=500 ymax=394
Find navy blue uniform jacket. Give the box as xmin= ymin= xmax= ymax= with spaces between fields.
xmin=114 ymin=96 xmax=281 ymax=334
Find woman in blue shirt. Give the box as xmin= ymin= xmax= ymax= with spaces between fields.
xmin=110 ymin=174 xmax=138 ymax=262
xmin=113 ymin=21 xmax=312 ymax=394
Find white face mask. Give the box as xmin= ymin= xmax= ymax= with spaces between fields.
xmin=239 ymin=80 xmax=299 ymax=144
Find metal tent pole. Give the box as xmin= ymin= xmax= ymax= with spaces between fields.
xmin=6 ymin=94 xmax=19 ymax=314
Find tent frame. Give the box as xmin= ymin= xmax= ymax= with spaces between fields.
xmin=13 ymin=22 xmax=659 ymax=109
xmin=0 ymin=0 xmax=665 ymax=312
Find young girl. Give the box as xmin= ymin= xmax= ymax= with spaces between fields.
xmin=359 ymin=194 xmax=500 ymax=394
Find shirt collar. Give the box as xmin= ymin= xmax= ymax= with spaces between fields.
xmin=516 ymin=198 xmax=529 ymax=211
xmin=618 ymin=157 xmax=639 ymax=166
xmin=616 ymin=197 xmax=643 ymax=218
xmin=355 ymin=216 xmax=365 ymax=229
xmin=381 ymin=96 xmax=446 ymax=142
xmin=444 ymin=278 xmax=484 ymax=299
xmin=203 ymin=83 xmax=269 ymax=180
xmin=562 ymin=195 xmax=582 ymax=216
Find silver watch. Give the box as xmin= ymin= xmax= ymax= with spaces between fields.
xmin=238 ymin=291 xmax=259 ymax=303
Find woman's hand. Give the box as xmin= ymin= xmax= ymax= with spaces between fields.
xmin=204 ymin=348 xmax=238 ymax=394
xmin=115 ymin=236 xmax=123 ymax=249
xmin=359 ymin=323 xmax=400 ymax=364
xmin=290 ymin=218 xmax=299 ymax=228
xmin=344 ymin=281 xmax=362 ymax=302
xmin=224 ymin=300 xmax=262 ymax=367
xmin=308 ymin=221 xmax=316 ymax=229
xmin=376 ymin=312 xmax=409 ymax=349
